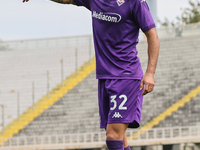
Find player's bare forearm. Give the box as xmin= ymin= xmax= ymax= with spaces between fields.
xmin=140 ymin=27 xmax=160 ymax=95
xmin=23 ymin=0 xmax=74 ymax=4
xmin=145 ymin=28 xmax=160 ymax=75
xmin=50 ymin=0 xmax=74 ymax=4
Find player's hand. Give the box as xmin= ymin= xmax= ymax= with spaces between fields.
xmin=140 ymin=72 xmax=155 ymax=95
xmin=23 ymin=0 xmax=29 ymax=2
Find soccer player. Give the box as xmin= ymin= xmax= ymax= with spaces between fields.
xmin=23 ymin=0 xmax=160 ymax=149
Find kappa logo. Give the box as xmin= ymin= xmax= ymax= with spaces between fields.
xmin=116 ymin=0 xmax=125 ymax=6
xmin=141 ymin=0 xmax=146 ymax=2
xmin=112 ymin=112 xmax=123 ymax=118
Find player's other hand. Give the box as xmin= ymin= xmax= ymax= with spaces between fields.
xmin=140 ymin=72 xmax=155 ymax=95
xmin=23 ymin=0 xmax=29 ymax=2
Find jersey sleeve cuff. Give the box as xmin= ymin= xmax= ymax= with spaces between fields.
xmin=141 ymin=24 xmax=156 ymax=33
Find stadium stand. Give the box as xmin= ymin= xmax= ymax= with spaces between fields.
xmin=15 ymin=70 xmax=99 ymax=136
xmin=138 ymin=35 xmax=200 ymax=127
xmin=0 ymin=35 xmax=94 ymax=129
xmin=2 ymin=34 xmax=200 ymax=138
xmin=0 ymin=32 xmax=200 ymax=149
xmin=156 ymin=93 xmax=200 ymax=127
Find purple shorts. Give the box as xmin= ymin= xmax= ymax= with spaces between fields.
xmin=98 ymin=79 xmax=143 ymax=129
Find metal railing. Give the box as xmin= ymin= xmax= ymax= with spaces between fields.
xmin=0 ymin=35 xmax=93 ymax=51
xmin=157 ymin=22 xmax=200 ymax=39
xmin=0 ymin=126 xmax=200 ymax=149
xmin=1 ymin=22 xmax=200 ymax=51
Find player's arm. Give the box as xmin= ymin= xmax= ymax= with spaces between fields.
xmin=140 ymin=27 xmax=160 ymax=95
xmin=23 ymin=0 xmax=74 ymax=4
xmin=50 ymin=0 xmax=74 ymax=4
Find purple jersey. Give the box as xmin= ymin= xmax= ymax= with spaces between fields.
xmin=74 ymin=0 xmax=155 ymax=79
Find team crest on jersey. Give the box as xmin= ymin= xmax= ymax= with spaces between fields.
xmin=116 ymin=0 xmax=125 ymax=6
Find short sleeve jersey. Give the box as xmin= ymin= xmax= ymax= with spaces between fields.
xmin=73 ymin=0 xmax=155 ymax=79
